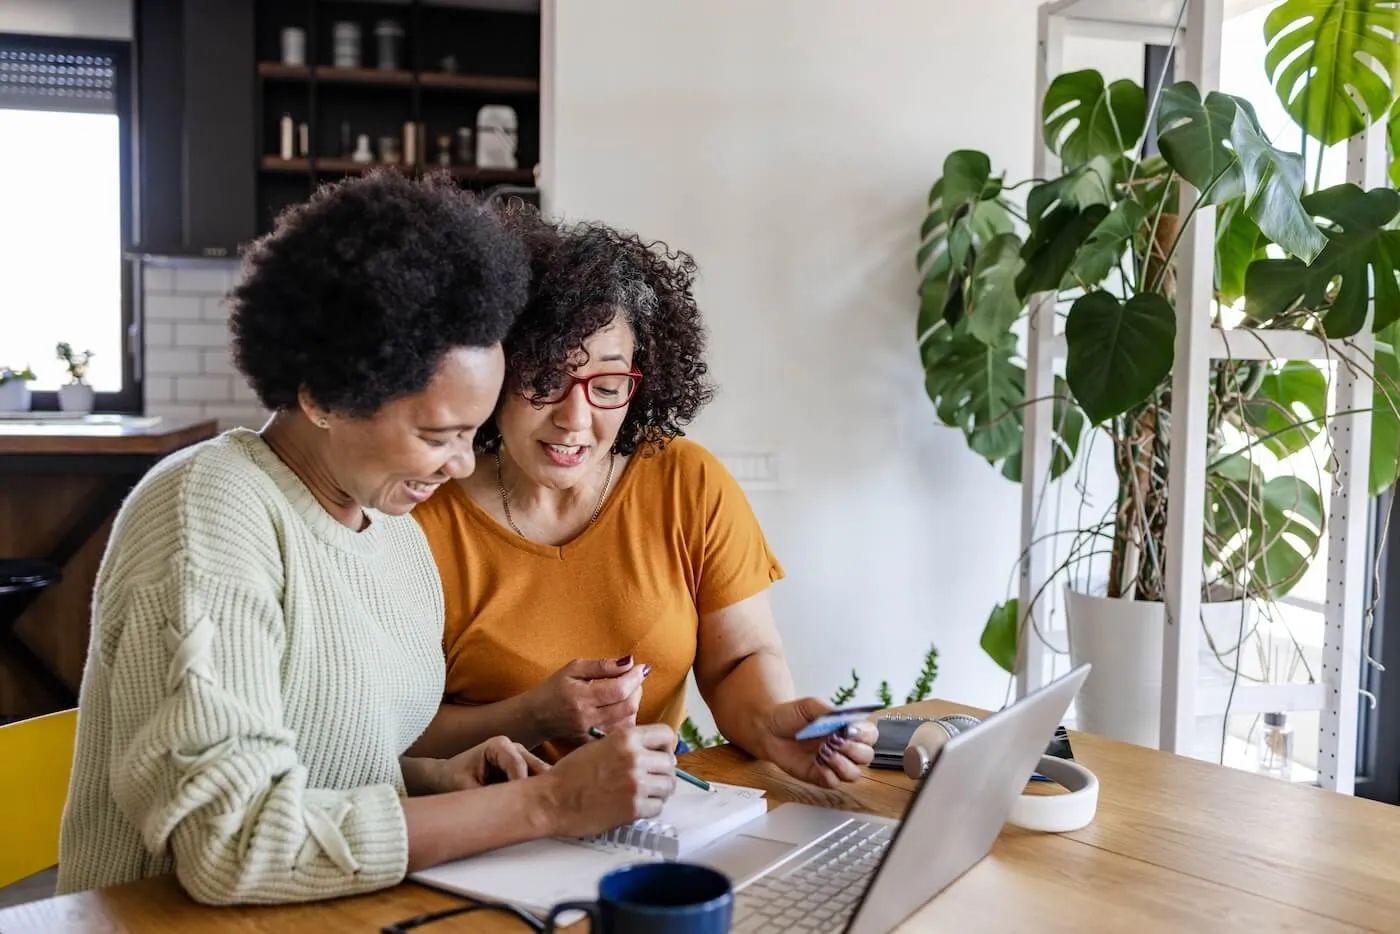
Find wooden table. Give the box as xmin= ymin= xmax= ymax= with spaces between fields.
xmin=0 ymin=415 xmax=218 ymax=718
xmin=4 ymin=698 xmax=1399 ymax=932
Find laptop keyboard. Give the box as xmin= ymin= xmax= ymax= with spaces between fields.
xmin=731 ymin=819 xmax=894 ymax=933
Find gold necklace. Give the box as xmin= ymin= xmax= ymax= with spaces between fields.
xmin=496 ymin=448 xmax=616 ymax=539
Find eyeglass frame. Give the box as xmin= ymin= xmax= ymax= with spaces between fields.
xmin=522 ymin=368 xmax=644 ymax=411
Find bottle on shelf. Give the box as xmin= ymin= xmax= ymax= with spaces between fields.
xmin=1257 ymin=712 xmax=1293 ymax=780
xmin=279 ymin=113 xmax=294 ymax=160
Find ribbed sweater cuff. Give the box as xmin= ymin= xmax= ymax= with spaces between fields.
xmin=324 ymin=783 xmax=410 ymax=888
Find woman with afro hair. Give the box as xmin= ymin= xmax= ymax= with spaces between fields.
xmin=410 ymin=209 xmax=878 ymax=788
xmin=57 ymin=173 xmax=682 ymax=905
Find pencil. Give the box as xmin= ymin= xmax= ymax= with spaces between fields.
xmin=587 ymin=726 xmax=712 ymax=791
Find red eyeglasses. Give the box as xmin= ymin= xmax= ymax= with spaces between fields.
xmin=525 ymin=369 xmax=643 ymax=410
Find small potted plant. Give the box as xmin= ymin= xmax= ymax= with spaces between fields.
xmin=55 ymin=342 xmax=96 ymax=413
xmin=0 ymin=364 xmax=35 ymax=412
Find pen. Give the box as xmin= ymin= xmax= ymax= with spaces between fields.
xmin=587 ymin=726 xmax=712 ymax=792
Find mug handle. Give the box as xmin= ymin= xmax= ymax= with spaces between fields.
xmin=545 ymin=900 xmax=600 ymax=933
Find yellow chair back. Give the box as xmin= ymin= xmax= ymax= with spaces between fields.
xmin=0 ymin=709 xmax=77 ymax=889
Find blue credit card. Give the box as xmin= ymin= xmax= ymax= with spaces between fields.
xmin=795 ymin=705 xmax=884 ymax=741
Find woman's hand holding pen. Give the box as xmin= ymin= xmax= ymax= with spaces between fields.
xmin=541 ymin=723 xmax=679 ymax=837
xmin=522 ymin=655 xmax=652 ymax=743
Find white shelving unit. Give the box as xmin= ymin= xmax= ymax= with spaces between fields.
xmin=1017 ymin=0 xmax=1383 ymax=793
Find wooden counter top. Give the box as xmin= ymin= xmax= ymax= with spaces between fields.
xmin=0 ymin=415 xmax=219 ymax=456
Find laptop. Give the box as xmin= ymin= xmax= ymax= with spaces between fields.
xmin=688 ymin=664 xmax=1091 ymax=934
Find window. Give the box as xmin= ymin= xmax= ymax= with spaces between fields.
xmin=0 ymin=32 xmax=137 ymax=412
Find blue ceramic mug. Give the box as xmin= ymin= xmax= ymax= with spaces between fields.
xmin=544 ymin=862 xmax=734 ymax=933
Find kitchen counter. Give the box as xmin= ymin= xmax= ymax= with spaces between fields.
xmin=0 ymin=415 xmax=219 ymax=718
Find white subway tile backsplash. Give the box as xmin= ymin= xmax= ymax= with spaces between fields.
xmin=146 ymin=402 xmax=206 ymax=422
xmin=202 ymin=403 xmax=267 ymax=427
xmin=176 ymin=376 xmax=233 ymax=402
xmin=143 ymin=262 xmax=251 ymax=419
xmin=143 ymin=267 xmax=175 ymax=293
xmin=175 ymin=322 xmax=229 ymax=348
xmin=200 ymin=349 xmax=236 ymax=376
xmin=145 ymin=294 xmax=204 ymax=323
xmin=144 ymin=376 xmax=174 ymax=403
xmin=202 ymin=296 xmax=230 ymax=321
xmin=144 ymin=321 xmax=174 ymax=347
xmin=173 ymin=266 xmax=234 ymax=295
xmin=145 ymin=348 xmax=202 ymax=375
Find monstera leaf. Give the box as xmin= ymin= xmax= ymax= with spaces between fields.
xmin=918 ymin=153 xmax=1013 ymax=273
xmin=1155 ymin=83 xmax=1324 ymax=261
xmin=922 ymin=325 xmax=1024 ymax=461
xmin=1208 ymin=460 xmax=1323 ymax=599
xmin=1215 ymin=199 xmax=1266 ymax=305
xmin=1042 ymin=70 xmax=1147 ymax=169
xmin=1240 ymin=361 xmax=1328 ymax=458
xmin=1156 ymin=83 xmax=1248 ymax=204
xmin=918 ymin=150 xmax=1014 ymax=334
xmin=1390 ymin=99 xmax=1400 ymax=187
xmin=1263 ymin=0 xmax=1400 ymax=147
xmin=1017 ymin=204 xmax=1110 ymax=296
xmin=921 ymin=323 xmax=1083 ymax=480
xmin=1070 ymin=199 xmax=1147 ymax=288
xmin=980 ymin=599 xmax=1019 ymax=674
xmin=966 ymin=233 xmax=1026 ymax=344
xmin=1371 ymin=329 xmax=1400 ymax=497
xmin=1025 ymin=157 xmax=1115 ymax=233
xmin=1244 ymin=184 xmax=1400 ymax=337
xmin=1064 ymin=290 xmax=1176 ymax=424
xmin=1228 ymin=106 xmax=1327 ymax=263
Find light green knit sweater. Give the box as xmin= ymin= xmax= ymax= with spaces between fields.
xmin=56 ymin=428 xmax=446 ymax=904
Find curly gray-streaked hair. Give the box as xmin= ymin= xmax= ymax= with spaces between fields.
xmin=475 ymin=207 xmax=715 ymax=457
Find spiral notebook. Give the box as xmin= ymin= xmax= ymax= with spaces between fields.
xmin=410 ymin=781 xmax=767 ymax=920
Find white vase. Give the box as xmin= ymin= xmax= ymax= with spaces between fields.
xmin=0 ymin=380 xmax=31 ymax=412
xmin=1065 ymin=587 xmax=1252 ymax=757
xmin=58 ymin=383 xmax=95 ymax=413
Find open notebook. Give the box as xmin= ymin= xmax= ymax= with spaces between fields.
xmin=410 ymin=780 xmax=768 ymax=920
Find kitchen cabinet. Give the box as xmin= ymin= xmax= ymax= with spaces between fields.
xmin=133 ymin=0 xmax=256 ymax=257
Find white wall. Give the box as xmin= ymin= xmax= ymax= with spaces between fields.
xmin=548 ymin=0 xmax=1052 ymax=718
xmin=0 ymin=0 xmax=131 ymax=39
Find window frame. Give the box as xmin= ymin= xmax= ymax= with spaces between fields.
xmin=0 ymin=31 xmax=140 ymax=414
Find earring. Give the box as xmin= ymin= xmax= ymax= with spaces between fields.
xmin=316 ymin=418 xmax=329 ymax=429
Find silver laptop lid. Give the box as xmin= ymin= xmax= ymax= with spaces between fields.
xmin=844 ymin=664 xmax=1091 ymax=934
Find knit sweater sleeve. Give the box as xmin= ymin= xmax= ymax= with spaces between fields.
xmin=102 ymin=467 xmax=409 ymax=905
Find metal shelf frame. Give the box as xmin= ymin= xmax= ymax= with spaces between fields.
xmin=1017 ymin=0 xmax=1384 ymax=793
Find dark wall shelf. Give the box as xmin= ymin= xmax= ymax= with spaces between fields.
xmin=258 ymin=61 xmax=538 ymax=94
xmin=261 ymin=155 xmax=534 ymax=184
xmin=132 ymin=0 xmax=541 ymax=255
xmin=252 ymin=0 xmax=542 ymax=237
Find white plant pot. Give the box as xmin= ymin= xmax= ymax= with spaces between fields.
xmin=1065 ymin=587 xmax=1252 ymax=756
xmin=58 ymin=383 xmax=95 ymax=413
xmin=0 ymin=380 xmax=31 ymax=412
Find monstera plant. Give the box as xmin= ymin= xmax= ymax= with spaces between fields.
xmin=917 ymin=56 xmax=1400 ymax=674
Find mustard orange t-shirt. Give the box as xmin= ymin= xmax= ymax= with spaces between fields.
xmin=412 ymin=437 xmax=784 ymax=757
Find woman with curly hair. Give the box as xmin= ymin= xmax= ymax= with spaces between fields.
xmin=56 ymin=173 xmax=681 ymax=905
xmin=410 ymin=211 xmax=877 ymax=788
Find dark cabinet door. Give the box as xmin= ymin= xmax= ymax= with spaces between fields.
xmin=134 ymin=0 xmax=255 ymax=256
xmin=133 ymin=0 xmax=182 ymax=252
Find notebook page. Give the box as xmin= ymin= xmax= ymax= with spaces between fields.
xmin=409 ymin=782 xmax=768 ymax=923
xmin=409 ymin=836 xmax=651 ymax=922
